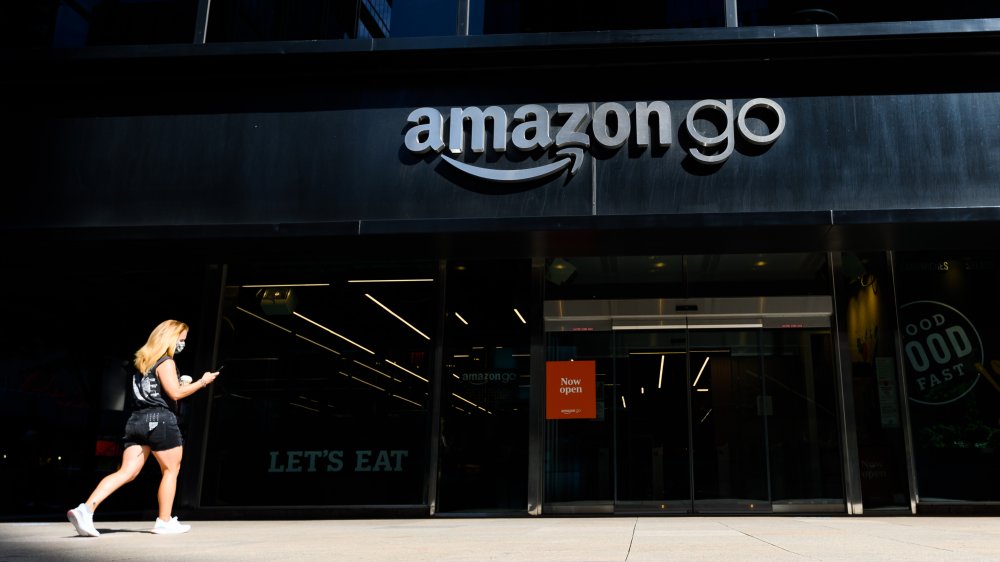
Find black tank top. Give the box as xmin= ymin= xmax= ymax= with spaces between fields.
xmin=130 ymin=356 xmax=174 ymax=410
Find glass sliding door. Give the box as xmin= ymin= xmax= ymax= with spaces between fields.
xmin=545 ymin=295 xmax=844 ymax=514
xmin=688 ymin=328 xmax=769 ymax=512
xmin=614 ymin=326 xmax=770 ymax=513
xmin=614 ymin=330 xmax=691 ymax=512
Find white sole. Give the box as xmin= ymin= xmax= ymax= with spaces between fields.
xmin=67 ymin=510 xmax=99 ymax=537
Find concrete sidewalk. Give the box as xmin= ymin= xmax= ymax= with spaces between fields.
xmin=2 ymin=516 xmax=1000 ymax=561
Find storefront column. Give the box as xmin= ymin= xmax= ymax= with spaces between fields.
xmin=887 ymin=251 xmax=919 ymax=514
xmin=830 ymin=252 xmax=865 ymax=514
xmin=528 ymin=257 xmax=546 ymax=515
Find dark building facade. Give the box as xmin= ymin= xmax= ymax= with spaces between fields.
xmin=2 ymin=1 xmax=1000 ymax=519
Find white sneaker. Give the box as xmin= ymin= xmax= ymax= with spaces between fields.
xmin=151 ymin=516 xmax=191 ymax=534
xmin=67 ymin=503 xmax=100 ymax=537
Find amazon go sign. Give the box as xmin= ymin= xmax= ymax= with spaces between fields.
xmin=403 ymin=99 xmax=785 ymax=184
xmin=900 ymin=301 xmax=984 ymax=405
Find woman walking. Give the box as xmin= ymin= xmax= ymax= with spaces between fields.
xmin=67 ymin=319 xmax=219 ymax=536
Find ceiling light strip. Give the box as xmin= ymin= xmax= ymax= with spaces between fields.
xmin=352 ymin=377 xmax=386 ymax=392
xmin=347 ymin=279 xmax=434 ymax=283
xmin=241 ymin=283 xmax=330 ymax=288
xmin=391 ymin=394 xmax=422 ymax=407
xmin=658 ymin=355 xmax=664 ymax=389
xmin=237 ymin=307 xmax=292 ymax=333
xmin=692 ymin=356 xmax=711 ymax=387
xmin=455 ymin=312 xmax=469 ymax=325
xmin=514 ymin=308 xmax=527 ymax=324
xmin=365 ymin=293 xmax=430 ymax=340
xmin=295 ymin=334 xmax=342 ymax=355
xmin=353 ymin=359 xmax=393 ymax=379
xmin=294 ymin=312 xmax=375 ymax=354
xmin=612 ymin=323 xmax=764 ymax=331
xmin=386 ymin=359 xmax=429 ymax=383
xmin=289 ymin=402 xmax=319 ymax=413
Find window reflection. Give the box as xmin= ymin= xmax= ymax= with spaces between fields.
xmin=739 ymin=0 xmax=1000 ymax=26
xmin=6 ymin=0 xmax=200 ymax=48
xmin=7 ymin=0 xmax=1000 ymax=48
xmin=470 ymin=0 xmax=725 ymax=34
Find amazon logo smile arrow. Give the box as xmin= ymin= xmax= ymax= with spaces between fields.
xmin=439 ymin=147 xmax=584 ymax=183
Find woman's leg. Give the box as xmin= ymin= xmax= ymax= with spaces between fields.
xmin=85 ymin=444 xmax=150 ymax=512
xmin=151 ymin=445 xmax=183 ymax=521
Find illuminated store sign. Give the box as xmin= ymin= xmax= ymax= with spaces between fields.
xmin=403 ymin=98 xmax=785 ymax=183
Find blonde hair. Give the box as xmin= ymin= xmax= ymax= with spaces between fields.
xmin=134 ymin=319 xmax=189 ymax=375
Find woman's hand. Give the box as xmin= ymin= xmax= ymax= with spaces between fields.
xmin=198 ymin=370 xmax=221 ymax=389
xmin=159 ymin=362 xmax=221 ymax=400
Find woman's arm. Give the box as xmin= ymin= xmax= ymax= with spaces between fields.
xmin=157 ymin=359 xmax=219 ymax=401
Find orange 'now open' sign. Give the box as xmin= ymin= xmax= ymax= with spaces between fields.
xmin=545 ymin=360 xmax=597 ymax=419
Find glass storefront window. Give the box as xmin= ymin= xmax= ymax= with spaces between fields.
xmin=895 ymin=251 xmax=1000 ymax=503
xmin=3 ymin=0 xmax=201 ymax=48
xmin=206 ymin=0 xmax=364 ymax=41
xmin=7 ymin=0 xmax=1000 ymax=48
xmin=205 ymin=0 xmax=460 ymax=41
xmin=738 ymin=0 xmax=1000 ymax=26
xmin=469 ymin=0 xmax=725 ymax=34
xmin=436 ymin=259 xmax=531 ymax=513
xmin=201 ymin=261 xmax=436 ymax=507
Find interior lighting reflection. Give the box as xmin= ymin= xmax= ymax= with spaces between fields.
xmin=295 ymin=334 xmax=342 ymax=355
xmin=348 ymin=278 xmax=434 ymax=283
xmin=353 ymin=359 xmax=396 ymax=381
xmin=455 ymin=312 xmax=469 ymax=325
xmin=614 ymin=323 xmax=763 ymax=331
xmin=241 ymin=283 xmax=330 ymax=288
xmin=351 ymin=376 xmax=386 ymax=392
xmin=692 ymin=357 xmax=711 ymax=387
xmin=386 ymin=359 xmax=429 ymax=383
xmin=365 ymin=293 xmax=430 ymax=340
xmin=290 ymin=402 xmax=319 ymax=413
xmin=514 ymin=308 xmax=526 ymax=324
xmin=658 ymin=355 xmax=665 ymax=389
xmin=294 ymin=312 xmax=374 ymax=354
xmin=621 ymin=396 xmax=627 ymax=409
xmin=452 ymin=392 xmax=490 ymax=413
xmin=238 ymin=306 xmax=291 ymax=333
xmin=392 ymin=394 xmax=422 ymax=407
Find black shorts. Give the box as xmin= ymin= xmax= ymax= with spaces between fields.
xmin=122 ymin=408 xmax=183 ymax=451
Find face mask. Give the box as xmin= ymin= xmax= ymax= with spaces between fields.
xmin=175 ymin=340 xmax=186 ymax=354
